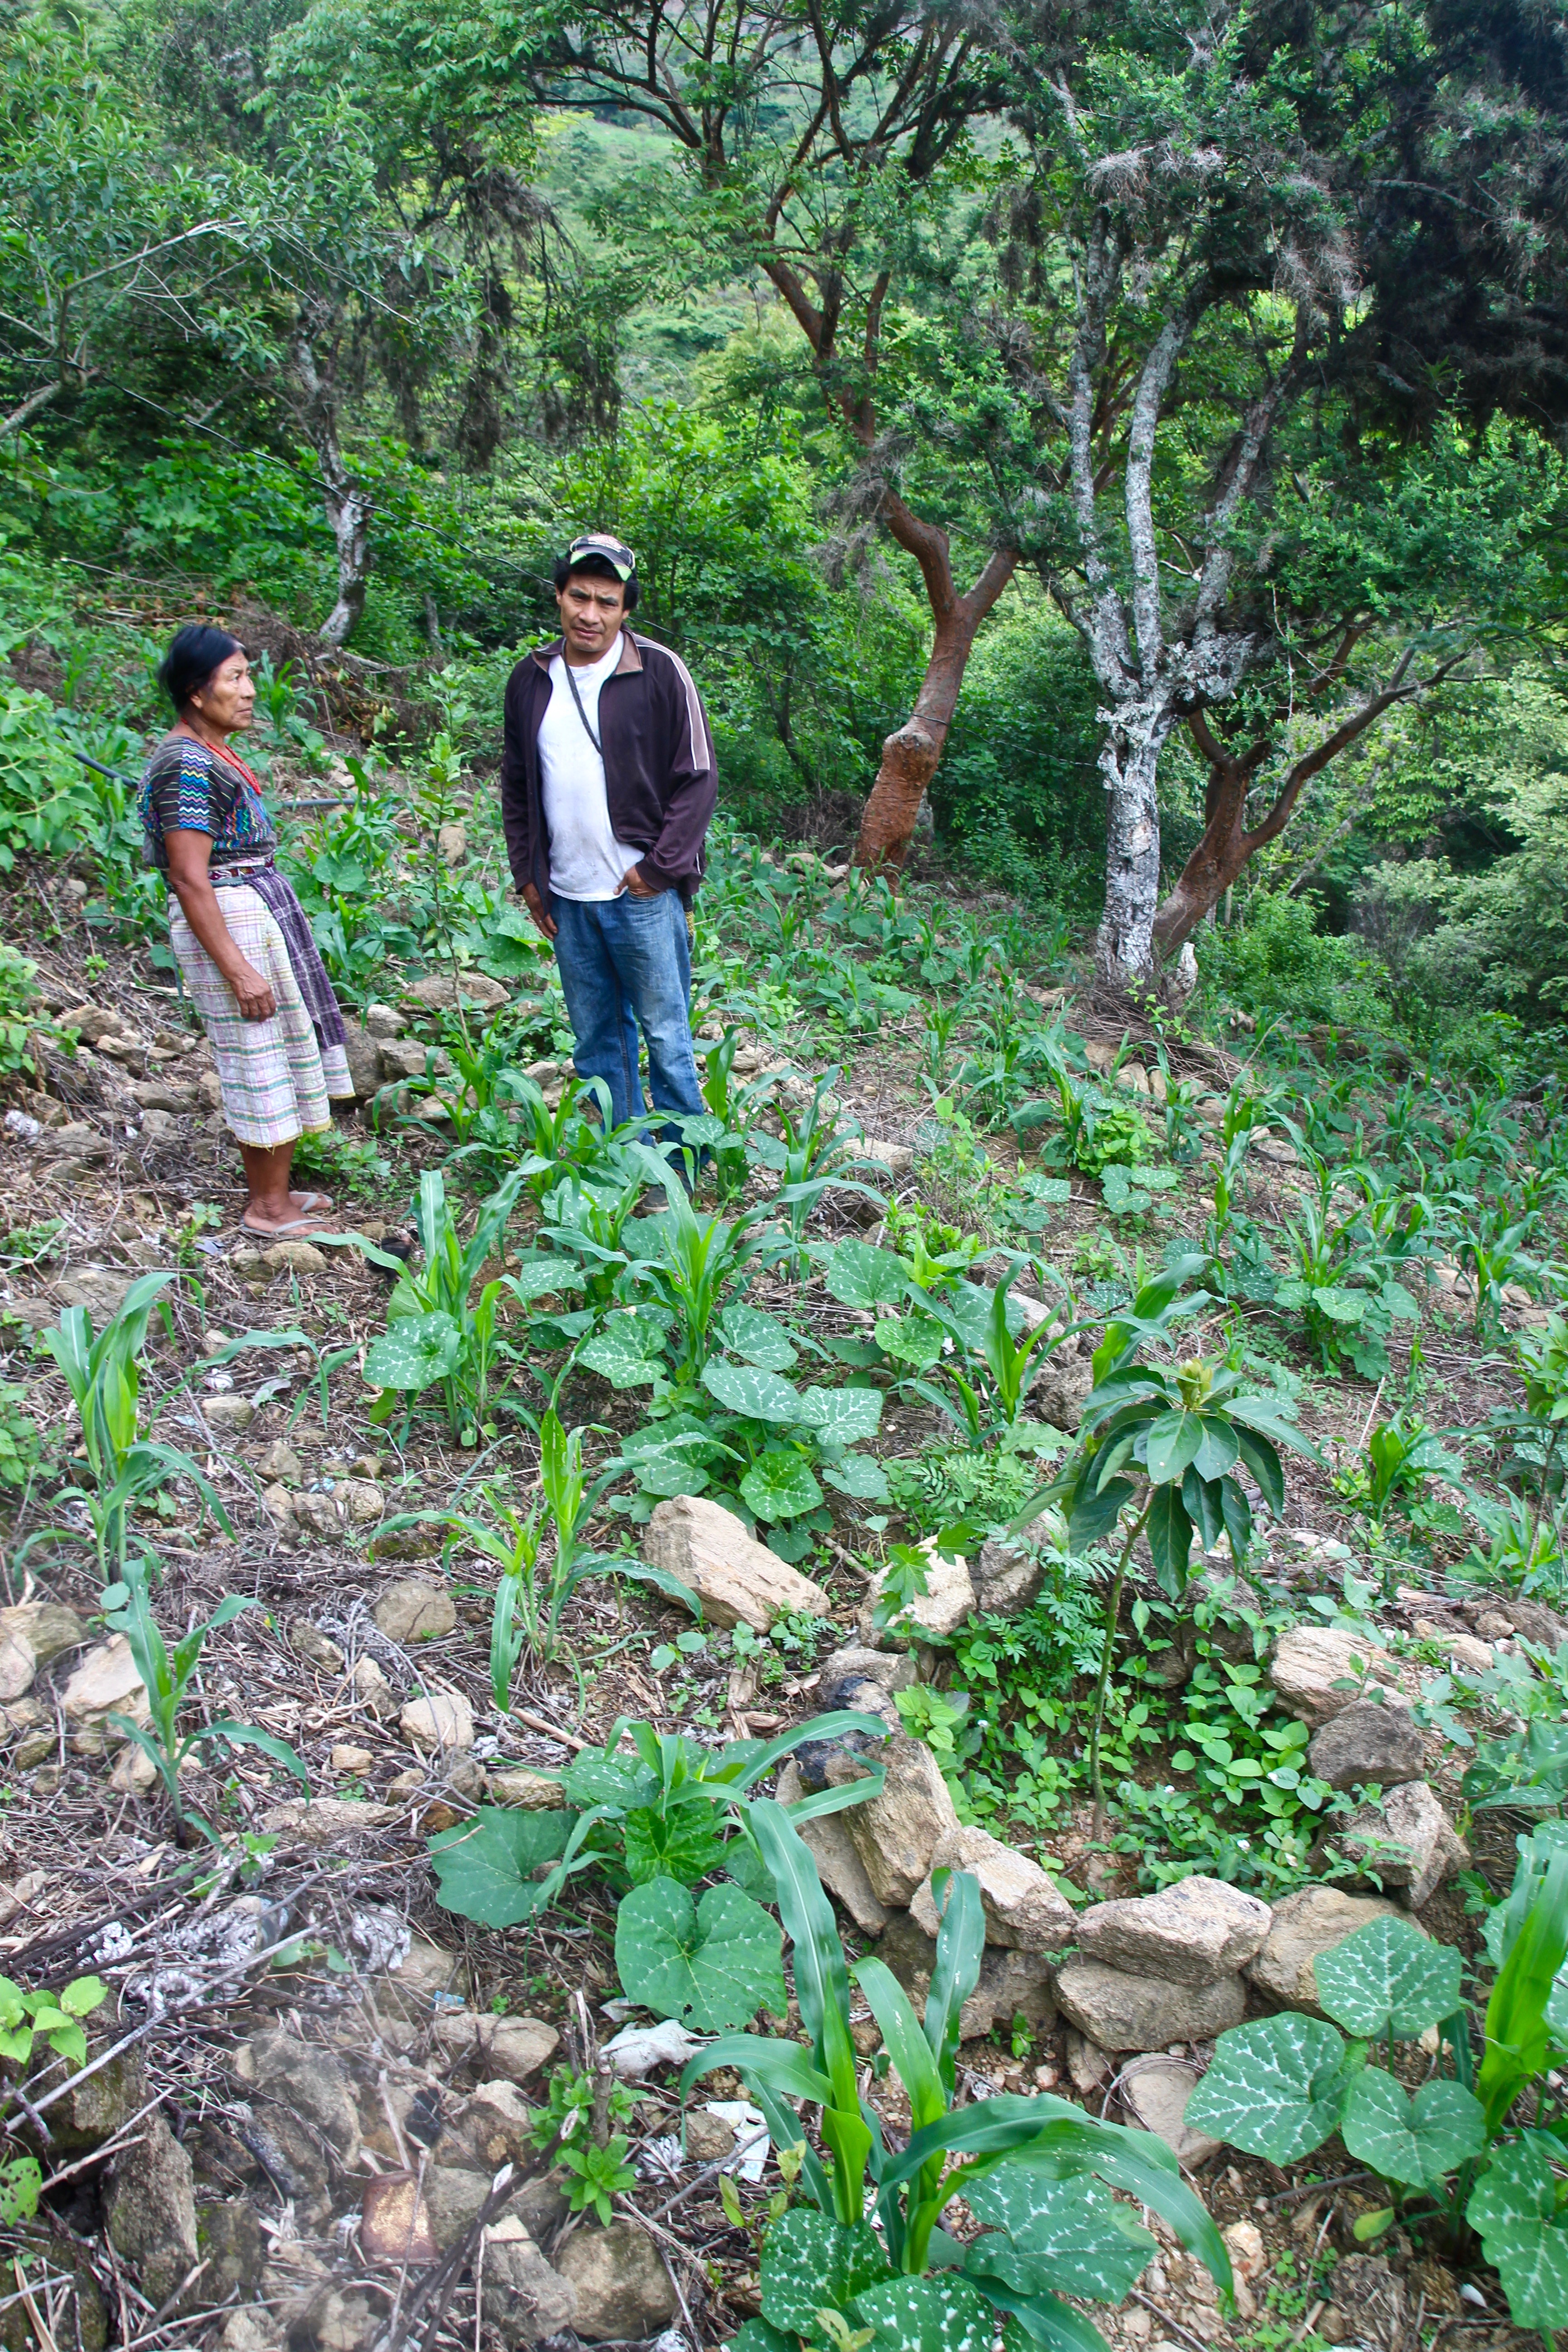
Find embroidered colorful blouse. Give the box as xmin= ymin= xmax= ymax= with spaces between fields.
xmin=140 ymin=735 xmax=277 ymax=872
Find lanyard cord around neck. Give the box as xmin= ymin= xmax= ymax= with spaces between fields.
xmin=559 ymin=652 xmax=608 ymax=758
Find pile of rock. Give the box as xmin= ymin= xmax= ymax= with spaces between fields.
xmin=15 ymin=1916 xmax=683 ymax=2352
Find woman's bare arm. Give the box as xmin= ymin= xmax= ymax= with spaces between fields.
xmin=164 ymin=829 xmax=276 ymax=1022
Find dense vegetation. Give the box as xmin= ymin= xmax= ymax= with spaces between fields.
xmin=8 ymin=0 xmax=1568 ymax=2349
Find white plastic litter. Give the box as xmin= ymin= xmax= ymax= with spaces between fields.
xmin=603 ymin=2019 xmax=708 ymax=2079
xmin=3 ymin=1110 xmax=39 ymax=1143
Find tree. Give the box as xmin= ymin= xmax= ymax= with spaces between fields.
xmin=520 ymin=0 xmax=1019 ymax=869
xmin=978 ymin=0 xmax=1568 ymax=987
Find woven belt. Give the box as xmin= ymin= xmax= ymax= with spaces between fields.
xmin=210 ymin=858 xmax=276 ymax=887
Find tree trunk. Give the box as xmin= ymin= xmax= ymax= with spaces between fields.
xmin=1094 ymin=710 xmax=1175 ymax=985
xmin=853 ymin=538 xmax=1018 ymax=874
xmin=1151 ymin=744 xmax=1261 ymax=961
xmin=290 ymin=327 xmax=372 ymax=649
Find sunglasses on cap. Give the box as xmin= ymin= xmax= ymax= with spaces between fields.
xmin=567 ymin=534 xmax=637 ymax=581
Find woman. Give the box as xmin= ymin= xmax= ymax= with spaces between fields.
xmin=141 ymin=624 xmax=351 ymax=1238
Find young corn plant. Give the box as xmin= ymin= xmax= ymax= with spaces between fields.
xmin=748 ymin=1071 xmax=887 ymax=1274
xmin=104 ymin=1554 xmax=308 ymax=1838
xmin=907 ymin=1267 xmax=1089 ymax=1444
xmin=1189 ymin=1840 xmax=1568 ymax=2330
xmin=685 ymin=1802 xmax=1230 ymax=2352
xmin=39 ymin=1272 xmax=231 ymax=1579
xmin=361 ymin=1168 xmax=579 ymax=1439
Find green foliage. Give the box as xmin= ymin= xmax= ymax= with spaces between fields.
xmin=552 ymin=1710 xmax=887 ymax=1893
xmin=0 ymin=1971 xmax=108 ymax=2072
xmin=616 ymin=1877 xmax=787 ymax=2030
xmin=101 ymin=1554 xmax=308 ymax=1835
xmin=1196 ymin=896 xmax=1392 ymax=1032
xmin=39 ymin=1271 xmax=230 ymax=1576
xmin=685 ymin=1805 xmax=1231 ymax=2346
xmin=1189 ymin=1863 xmax=1568 ymax=2325
xmin=427 ymin=1805 xmax=584 ymax=1928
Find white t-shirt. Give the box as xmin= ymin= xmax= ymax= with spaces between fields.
xmin=538 ymin=636 xmax=643 ymax=901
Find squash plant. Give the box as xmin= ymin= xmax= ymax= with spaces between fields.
xmin=1187 ymin=1843 xmax=1568 ymax=2330
xmin=685 ymin=1802 xmax=1230 ymax=2352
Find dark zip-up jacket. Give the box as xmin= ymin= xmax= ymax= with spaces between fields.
xmin=500 ymin=631 xmax=717 ymax=905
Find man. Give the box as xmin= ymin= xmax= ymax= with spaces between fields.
xmin=500 ymin=532 xmax=716 ymax=1134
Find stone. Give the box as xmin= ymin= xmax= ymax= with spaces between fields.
xmin=58 ymin=1266 xmax=134 ymax=1320
xmin=246 ymin=2029 xmax=361 ymax=2161
xmin=1121 ymin=2058 xmax=1222 ymax=2167
xmin=776 ymin=1761 xmax=889 ymax=1933
xmin=973 ymin=1518 xmax=1054 ymax=1615
xmin=857 ymin=1136 xmax=914 ymax=1176
xmin=642 ymin=1494 xmax=833 ymax=1632
xmin=1029 ymin=1353 xmax=1095 ymax=1432
xmin=461 ymin=2080 xmax=536 ymax=2167
xmin=364 ymin=1002 xmax=403 ymax=1039
xmin=437 ymin=821 xmax=468 ymax=865
xmin=257 ymin=1439 xmax=304 ymax=1484
xmin=404 ymin=970 xmax=510 ymax=1010
xmin=400 ymin=1690 xmax=475 ymax=1753
xmin=288 ymin=1620 xmax=346 ymax=1674
xmin=260 ymin=1240 xmax=328 ymax=1274
xmin=432 ymin=2012 xmax=559 ymax=2081
xmin=338 ymin=1479 xmax=385 ymax=1524
xmin=1076 ymin=1877 xmax=1272 ymax=1986
xmin=1269 ymin=1625 xmax=1395 ymax=1726
xmin=131 ymin=1079 xmax=199 ymax=1113
xmin=220 ymin=2313 xmax=284 ymax=2352
xmin=488 ymin=1766 xmax=567 ymax=1809
xmin=39 ymin=1123 xmax=111 ymax=1172
xmin=508 ymin=2171 xmax=570 ymax=2243
xmin=860 ymin=1538 xmax=975 ymax=1642
xmin=135 ymin=1107 xmax=188 ymax=1149
xmin=555 ymin=2219 xmax=677 ymax=2342
xmin=331 ymin=1744 xmax=374 ymax=1775
xmin=0 ymin=1601 xmax=84 ymax=1676
xmin=104 ymin=2111 xmax=199 ymax=2307
xmin=826 ymin=1735 xmax=960 ymax=1907
xmin=817 ymin=1647 xmax=919 ymax=1695
xmin=1244 ymin=1886 xmax=1407 ymax=2017
xmin=373 ymin=1578 xmax=456 ymax=1643
xmin=421 ymin=2165 xmax=492 ymax=2252
xmin=482 ymin=2215 xmax=578 ymax=2344
xmin=198 ymin=2200 xmax=268 ymax=2301
xmin=290 ymin=1490 xmax=346 ymax=1542
xmin=35 ymin=2033 xmax=149 ymax=2153
xmin=353 ymin=1655 xmax=399 ymax=1718
xmin=1065 ymin=2029 xmax=1112 ymax=2095
xmin=909 ymin=1827 xmax=1076 ymax=1951
xmin=109 ymin=1743 xmax=158 ymax=1792
xmin=303 ymin=2288 xmax=382 ymax=2352
xmin=202 ymin=1392 xmax=255 ymax=1434
xmin=61 ymin=1635 xmax=146 ymax=1723
xmin=1307 ymin=1699 xmax=1425 ymax=1791
xmin=1320 ymin=1780 xmax=1468 ymax=1907
xmin=687 ymin=2109 xmax=738 ymax=2161
xmin=874 ymin=1912 xmax=1055 ymax=2038
xmin=1486 ymin=1594 xmax=1568 ymax=1649
xmin=380 ymin=1036 xmax=442 ymax=1082
xmin=338 ymin=1017 xmax=384 ymax=1102
xmin=1052 ymin=1963 xmax=1248 ymax=2052
xmin=0 ymin=1626 xmax=34 ymax=1703
xmin=816 ymin=1670 xmax=901 ymax=1729
xmin=1444 ymin=1633 xmax=1495 ymax=1674
xmin=375 ymin=1932 xmax=465 ymax=2022
xmin=260 ymin=1797 xmax=401 ymax=1844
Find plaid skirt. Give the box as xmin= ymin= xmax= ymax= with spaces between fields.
xmin=170 ymin=887 xmax=353 ymax=1148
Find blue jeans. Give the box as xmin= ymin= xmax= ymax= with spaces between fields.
xmin=550 ymin=889 xmax=706 ymax=1133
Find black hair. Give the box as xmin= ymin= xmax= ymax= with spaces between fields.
xmin=551 ymin=552 xmax=638 ymax=612
xmin=157 ymin=624 xmax=244 ymax=711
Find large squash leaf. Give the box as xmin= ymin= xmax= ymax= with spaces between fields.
xmin=614 ymin=1877 xmax=785 ymax=2030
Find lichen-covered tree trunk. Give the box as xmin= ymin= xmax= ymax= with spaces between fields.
xmin=1094 ymin=711 xmax=1174 ymax=985
xmin=291 ymin=327 xmax=372 ymax=649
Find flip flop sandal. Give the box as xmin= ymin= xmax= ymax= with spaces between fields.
xmin=239 ymin=1213 xmax=338 ymax=1239
xmin=292 ymin=1191 xmax=334 ymax=1213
